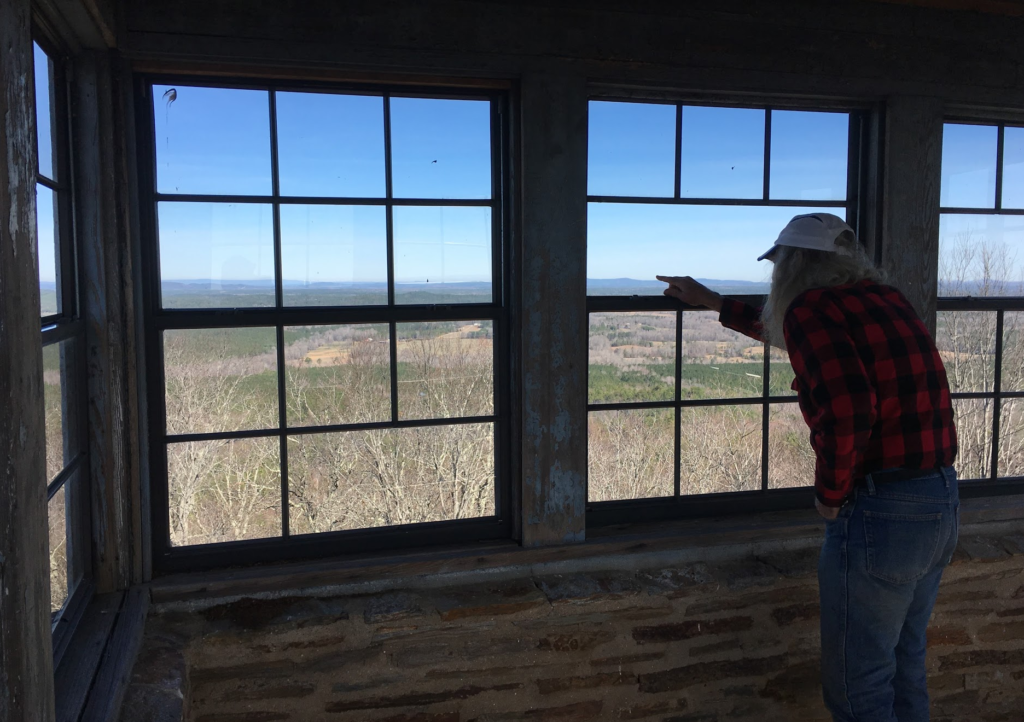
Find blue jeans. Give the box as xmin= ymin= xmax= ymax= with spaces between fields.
xmin=818 ymin=467 xmax=959 ymax=722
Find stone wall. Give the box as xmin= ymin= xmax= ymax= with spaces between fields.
xmin=120 ymin=529 xmax=1024 ymax=722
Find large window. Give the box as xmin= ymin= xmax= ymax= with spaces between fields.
xmin=938 ymin=120 xmax=1024 ymax=483
xmin=586 ymin=100 xmax=859 ymax=517
xmin=140 ymin=79 xmax=510 ymax=569
xmin=34 ymin=37 xmax=90 ymax=634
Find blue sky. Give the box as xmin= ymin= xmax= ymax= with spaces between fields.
xmin=152 ymin=85 xmax=491 ymax=290
xmin=31 ymin=65 xmax=1024 ymax=294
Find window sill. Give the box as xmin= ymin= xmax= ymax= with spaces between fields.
xmin=149 ymin=492 xmax=1024 ymax=608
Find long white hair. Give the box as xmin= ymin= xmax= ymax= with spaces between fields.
xmin=761 ymin=230 xmax=887 ymax=348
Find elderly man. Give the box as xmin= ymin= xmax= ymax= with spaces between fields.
xmin=658 ymin=213 xmax=959 ymax=722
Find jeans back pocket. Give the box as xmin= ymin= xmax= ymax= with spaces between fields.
xmin=863 ymin=511 xmax=943 ymax=584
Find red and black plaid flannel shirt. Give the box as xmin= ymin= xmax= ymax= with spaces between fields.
xmin=719 ymin=280 xmax=958 ymax=507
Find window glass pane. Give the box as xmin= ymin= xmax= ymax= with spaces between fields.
xmin=393 ymin=206 xmax=492 ymax=303
xmin=48 ymin=485 xmax=67 ymax=615
xmin=1003 ymin=312 xmax=1024 ymax=393
xmin=953 ymin=398 xmax=993 ymax=480
xmin=277 ymin=92 xmax=385 ymax=198
xmin=767 ymin=403 xmax=814 ymax=489
xmin=1004 ymin=126 xmax=1024 ymax=210
xmin=768 ymin=346 xmax=796 ymax=397
xmin=940 ymin=123 xmax=997 ymax=209
xmin=390 ymin=97 xmax=490 ymax=199
xmin=680 ymin=405 xmax=761 ymax=494
xmin=769 ymin=110 xmax=848 ymax=201
xmin=158 ymin=202 xmax=275 ymax=308
xmin=682 ymin=310 xmax=763 ymax=400
xmin=588 ymin=101 xmax=676 ymax=198
xmin=587 ymin=204 xmax=842 ymax=296
xmin=37 ymin=184 xmax=59 ymax=317
xmin=935 ymin=311 xmax=996 ymax=393
xmin=42 ymin=342 xmax=66 ymax=483
xmin=285 ymin=324 xmax=390 ymax=427
xmin=396 ymin=321 xmax=493 ymax=421
xmin=999 ymin=399 xmax=1024 ymax=477
xmin=163 ymin=328 xmax=279 ymax=435
xmin=34 ymin=43 xmax=54 ymax=180
xmin=588 ymin=409 xmax=674 ymax=501
xmin=168 ymin=438 xmax=281 ymax=546
xmin=588 ymin=312 xmax=675 ymax=404
xmin=281 ymin=205 xmax=387 ymax=306
xmin=680 ymin=106 xmax=764 ymax=199
xmin=154 ymin=85 xmax=271 ymax=195
xmin=288 ymin=423 xmax=494 ymax=534
xmin=938 ymin=214 xmax=1024 ymax=297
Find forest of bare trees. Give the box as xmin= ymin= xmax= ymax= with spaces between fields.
xmin=41 ymin=230 xmax=1020 ymax=606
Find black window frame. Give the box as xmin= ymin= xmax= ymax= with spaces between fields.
xmin=585 ymin=96 xmax=872 ymax=526
xmin=136 ymin=74 xmax=515 ymax=573
xmin=937 ymin=116 xmax=1024 ymax=493
xmin=32 ymin=28 xmax=94 ymax=660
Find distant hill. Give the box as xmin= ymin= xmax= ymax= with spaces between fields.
xmin=587 ymin=278 xmax=771 ymax=296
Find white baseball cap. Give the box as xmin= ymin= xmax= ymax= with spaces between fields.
xmin=757 ymin=213 xmax=856 ymax=261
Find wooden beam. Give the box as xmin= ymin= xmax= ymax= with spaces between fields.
xmin=80 ymin=586 xmax=149 ymax=722
xmin=0 ymin=0 xmax=59 ymax=718
xmin=881 ymin=96 xmax=944 ymax=334
xmin=519 ymin=67 xmax=588 ymax=546
xmin=78 ymin=50 xmax=139 ymax=593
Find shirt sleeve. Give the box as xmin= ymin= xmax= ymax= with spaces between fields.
xmin=718 ymin=299 xmax=765 ymax=343
xmin=784 ymin=300 xmax=877 ymax=507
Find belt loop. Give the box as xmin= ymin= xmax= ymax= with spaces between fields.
xmin=942 ymin=465 xmax=951 ymax=489
xmin=864 ymin=473 xmax=876 ymax=496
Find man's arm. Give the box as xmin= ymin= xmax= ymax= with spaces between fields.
xmin=784 ymin=301 xmax=877 ymax=509
xmin=657 ymin=276 xmax=765 ymax=343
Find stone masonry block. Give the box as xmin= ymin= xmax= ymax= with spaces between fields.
xmin=639 ymin=654 xmax=788 ymax=693
xmin=633 ymin=616 xmax=753 ymax=644
xmin=958 ymin=536 xmax=1011 ymax=562
xmin=535 ymin=573 xmax=643 ymax=604
xmin=433 ymin=580 xmax=548 ymax=621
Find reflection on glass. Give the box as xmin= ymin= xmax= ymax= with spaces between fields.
xmin=999 ymin=399 xmax=1024 ymax=478
xmin=163 ymin=328 xmax=279 ymax=435
xmin=940 ymin=123 xmax=997 ymax=209
xmin=588 ymin=101 xmax=676 ymax=198
xmin=390 ymin=97 xmax=490 ymax=199
xmin=168 ymin=438 xmax=281 ymax=546
xmin=288 ymin=423 xmax=494 ymax=534
xmin=154 ymin=85 xmax=271 ymax=195
xmin=34 ymin=43 xmax=54 ymax=180
xmin=1003 ymin=312 xmax=1024 ymax=393
xmin=588 ymin=409 xmax=674 ymax=501
xmin=285 ymin=324 xmax=390 ymax=427
xmin=42 ymin=343 xmax=65 ymax=483
xmin=767 ymin=403 xmax=814 ymax=489
xmin=935 ymin=311 xmax=995 ymax=393
xmin=588 ymin=312 xmax=675 ymax=404
xmin=158 ymin=202 xmax=275 ymax=308
xmin=769 ymin=110 xmax=848 ymax=201
xmin=48 ymin=485 xmax=67 ymax=614
xmin=938 ymin=214 xmax=1024 ymax=297
xmin=393 ymin=206 xmax=492 ymax=303
xmin=396 ymin=321 xmax=493 ymax=420
xmin=277 ymin=92 xmax=385 ymax=198
xmin=1003 ymin=126 xmax=1024 ymax=210
xmin=587 ymin=204 xmax=843 ymax=296
xmin=281 ymin=205 xmax=387 ymax=306
xmin=682 ymin=310 xmax=763 ymax=400
xmin=953 ymin=398 xmax=993 ymax=480
xmin=37 ymin=184 xmax=59 ymax=317
xmin=680 ymin=106 xmax=764 ymax=199
xmin=680 ymin=405 xmax=761 ymax=494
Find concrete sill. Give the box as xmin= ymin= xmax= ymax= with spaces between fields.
xmin=150 ymin=493 xmax=1024 ymax=610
